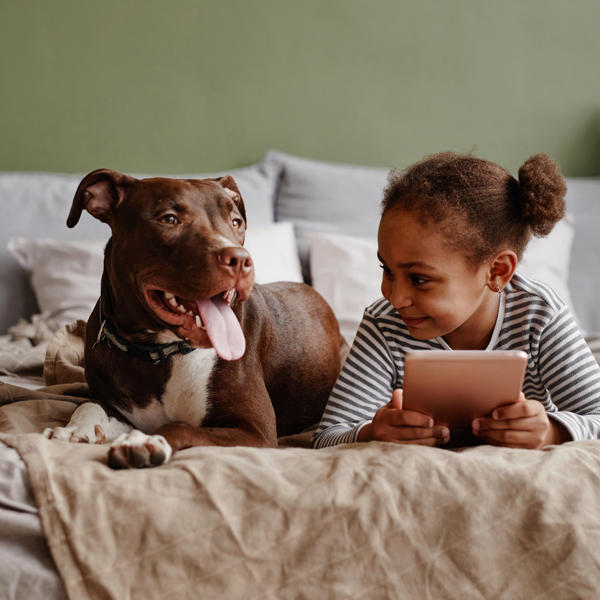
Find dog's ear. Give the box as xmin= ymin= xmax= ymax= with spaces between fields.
xmin=67 ymin=169 xmax=136 ymax=228
xmin=216 ymin=175 xmax=247 ymax=226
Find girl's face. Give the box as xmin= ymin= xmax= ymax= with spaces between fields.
xmin=377 ymin=208 xmax=499 ymax=350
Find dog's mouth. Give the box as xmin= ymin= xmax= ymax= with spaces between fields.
xmin=143 ymin=287 xmax=245 ymax=361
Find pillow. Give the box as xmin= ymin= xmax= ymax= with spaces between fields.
xmin=0 ymin=162 xmax=280 ymax=333
xmin=309 ymin=217 xmax=577 ymax=346
xmin=266 ymin=150 xmax=389 ymax=282
xmin=563 ymin=177 xmax=600 ymax=335
xmin=244 ymin=222 xmax=303 ymax=284
xmin=516 ymin=216 xmax=576 ymax=313
xmin=8 ymin=222 xmax=301 ymax=328
xmin=309 ymin=232 xmax=381 ymax=345
xmin=7 ymin=238 xmax=106 ymax=326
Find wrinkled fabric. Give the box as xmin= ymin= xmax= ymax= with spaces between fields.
xmin=1 ymin=417 xmax=600 ymax=600
xmin=1 ymin=322 xmax=600 ymax=599
xmin=0 ymin=441 xmax=67 ymax=600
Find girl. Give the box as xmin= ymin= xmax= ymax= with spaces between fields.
xmin=313 ymin=152 xmax=600 ymax=449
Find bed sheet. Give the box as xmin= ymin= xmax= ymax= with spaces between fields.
xmin=1 ymin=322 xmax=600 ymax=599
xmin=0 ymin=440 xmax=67 ymax=599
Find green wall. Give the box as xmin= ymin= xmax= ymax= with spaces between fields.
xmin=1 ymin=0 xmax=599 ymax=176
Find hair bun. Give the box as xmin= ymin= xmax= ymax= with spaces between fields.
xmin=517 ymin=153 xmax=566 ymax=236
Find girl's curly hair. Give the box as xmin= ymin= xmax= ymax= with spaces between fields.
xmin=382 ymin=152 xmax=566 ymax=265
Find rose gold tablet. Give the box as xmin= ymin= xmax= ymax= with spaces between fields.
xmin=402 ymin=350 xmax=528 ymax=429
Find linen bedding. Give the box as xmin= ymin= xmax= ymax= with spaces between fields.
xmin=5 ymin=431 xmax=600 ymax=600
xmin=2 ymin=152 xmax=600 ymax=599
xmin=2 ymin=322 xmax=600 ymax=599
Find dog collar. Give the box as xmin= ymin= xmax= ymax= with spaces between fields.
xmin=95 ymin=317 xmax=197 ymax=364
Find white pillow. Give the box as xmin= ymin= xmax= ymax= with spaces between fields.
xmin=7 ymin=238 xmax=105 ymax=326
xmin=516 ymin=216 xmax=576 ymax=311
xmin=309 ymin=232 xmax=381 ymax=345
xmin=309 ymin=217 xmax=577 ymax=346
xmin=8 ymin=222 xmax=302 ymax=327
xmin=244 ymin=222 xmax=303 ymax=284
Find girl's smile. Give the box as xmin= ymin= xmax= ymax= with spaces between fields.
xmin=377 ymin=208 xmax=501 ymax=350
xmin=400 ymin=316 xmax=428 ymax=327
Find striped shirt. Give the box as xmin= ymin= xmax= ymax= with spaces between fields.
xmin=313 ymin=272 xmax=600 ymax=448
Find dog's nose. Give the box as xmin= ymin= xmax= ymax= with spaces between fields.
xmin=217 ymin=247 xmax=253 ymax=277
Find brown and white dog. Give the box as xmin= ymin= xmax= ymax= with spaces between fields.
xmin=44 ymin=169 xmax=344 ymax=468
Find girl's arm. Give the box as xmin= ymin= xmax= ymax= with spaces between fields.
xmin=475 ymin=307 xmax=600 ymax=447
xmin=312 ymin=309 xmax=396 ymax=448
xmin=535 ymin=307 xmax=600 ymax=441
xmin=312 ymin=308 xmax=448 ymax=448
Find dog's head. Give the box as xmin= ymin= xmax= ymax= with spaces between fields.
xmin=68 ymin=169 xmax=255 ymax=360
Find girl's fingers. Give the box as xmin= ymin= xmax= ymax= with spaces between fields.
xmin=474 ymin=415 xmax=541 ymax=433
xmin=390 ymin=388 xmax=403 ymax=409
xmin=375 ymin=425 xmax=449 ymax=447
xmin=384 ymin=425 xmax=448 ymax=441
xmin=474 ymin=427 xmax=544 ymax=449
xmin=387 ymin=408 xmax=433 ymax=428
xmin=490 ymin=399 xmax=541 ymax=421
xmin=373 ymin=401 xmax=450 ymax=445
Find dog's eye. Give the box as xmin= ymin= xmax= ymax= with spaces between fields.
xmin=232 ymin=218 xmax=243 ymax=229
xmin=160 ymin=214 xmax=180 ymax=225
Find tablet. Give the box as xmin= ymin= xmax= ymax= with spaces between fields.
xmin=402 ymin=350 xmax=528 ymax=429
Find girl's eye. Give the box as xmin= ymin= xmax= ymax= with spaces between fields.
xmin=379 ymin=263 xmax=393 ymax=277
xmin=232 ymin=217 xmax=243 ymax=229
xmin=410 ymin=274 xmax=429 ymax=286
xmin=160 ymin=214 xmax=180 ymax=225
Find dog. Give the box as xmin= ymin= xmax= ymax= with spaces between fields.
xmin=44 ymin=169 xmax=344 ymax=468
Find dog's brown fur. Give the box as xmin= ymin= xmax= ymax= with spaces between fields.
xmin=68 ymin=169 xmax=343 ymax=456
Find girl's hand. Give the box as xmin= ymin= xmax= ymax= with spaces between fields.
xmin=358 ymin=389 xmax=450 ymax=446
xmin=472 ymin=393 xmax=571 ymax=449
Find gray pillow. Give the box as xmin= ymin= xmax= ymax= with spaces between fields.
xmin=266 ymin=150 xmax=390 ymax=282
xmin=564 ymin=177 xmax=600 ymax=335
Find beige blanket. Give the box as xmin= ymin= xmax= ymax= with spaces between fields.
xmin=1 ymin=323 xmax=600 ymax=599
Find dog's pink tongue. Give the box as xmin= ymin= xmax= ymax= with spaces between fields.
xmin=196 ymin=296 xmax=245 ymax=361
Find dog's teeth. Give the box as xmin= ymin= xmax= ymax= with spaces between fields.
xmin=168 ymin=297 xmax=178 ymax=308
xmin=195 ymin=315 xmax=202 ymax=328
xmin=187 ymin=310 xmax=194 ymax=317
xmin=164 ymin=292 xmax=175 ymax=300
xmin=177 ymin=305 xmax=187 ymax=313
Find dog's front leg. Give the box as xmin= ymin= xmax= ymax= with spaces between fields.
xmin=105 ymin=421 xmax=272 ymax=470
xmin=44 ymin=402 xmax=173 ymax=468
xmin=43 ymin=402 xmax=131 ymax=444
xmin=153 ymin=421 xmax=277 ymax=452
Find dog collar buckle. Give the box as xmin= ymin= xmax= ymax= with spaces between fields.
xmin=98 ymin=317 xmax=196 ymax=363
xmin=148 ymin=342 xmax=196 ymax=364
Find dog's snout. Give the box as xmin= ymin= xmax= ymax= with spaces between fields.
xmin=217 ymin=247 xmax=253 ymax=277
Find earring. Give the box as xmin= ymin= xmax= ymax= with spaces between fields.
xmin=489 ymin=280 xmax=502 ymax=293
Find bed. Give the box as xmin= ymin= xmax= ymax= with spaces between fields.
xmin=2 ymin=150 xmax=600 ymax=599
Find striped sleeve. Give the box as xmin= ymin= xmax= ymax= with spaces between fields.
xmin=537 ymin=306 xmax=600 ymax=441
xmin=312 ymin=307 xmax=396 ymax=448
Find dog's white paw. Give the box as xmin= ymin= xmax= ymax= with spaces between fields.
xmin=43 ymin=423 xmax=102 ymax=444
xmin=42 ymin=402 xmax=131 ymax=444
xmin=107 ymin=430 xmax=173 ymax=469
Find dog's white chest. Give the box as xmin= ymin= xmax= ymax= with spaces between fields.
xmin=124 ymin=348 xmax=217 ymax=432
